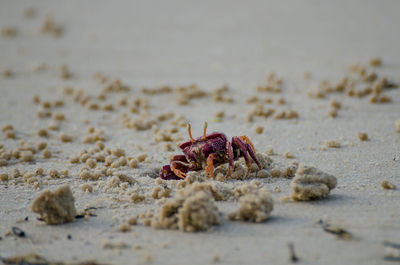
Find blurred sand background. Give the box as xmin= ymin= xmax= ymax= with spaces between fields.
xmin=1 ymin=0 xmax=400 ymax=264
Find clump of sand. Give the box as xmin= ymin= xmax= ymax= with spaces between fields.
xmin=229 ymin=183 xmax=274 ymax=223
xmin=30 ymin=185 xmax=77 ymax=225
xmin=213 ymin=153 xmax=273 ymax=180
xmin=151 ymin=184 xmax=221 ymax=232
xmin=177 ymin=173 xmax=233 ymax=201
xmin=285 ymin=164 xmax=337 ymax=201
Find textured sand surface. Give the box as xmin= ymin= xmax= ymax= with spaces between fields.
xmin=1 ymin=1 xmax=400 ymax=264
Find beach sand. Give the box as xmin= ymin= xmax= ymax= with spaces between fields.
xmin=1 ymin=1 xmax=400 ymax=264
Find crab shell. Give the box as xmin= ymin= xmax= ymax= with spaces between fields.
xmin=179 ymin=132 xmax=229 ymax=168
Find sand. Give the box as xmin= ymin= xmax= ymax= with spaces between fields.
xmin=1 ymin=0 xmax=400 ymax=264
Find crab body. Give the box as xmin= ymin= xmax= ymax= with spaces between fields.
xmin=159 ymin=123 xmax=261 ymax=180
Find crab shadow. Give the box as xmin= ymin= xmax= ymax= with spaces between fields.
xmin=298 ymin=193 xmax=355 ymax=206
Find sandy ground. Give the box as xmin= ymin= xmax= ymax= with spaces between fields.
xmin=1 ymin=1 xmax=400 ymax=264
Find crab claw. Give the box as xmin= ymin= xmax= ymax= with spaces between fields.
xmin=159 ymin=165 xmax=183 ymax=180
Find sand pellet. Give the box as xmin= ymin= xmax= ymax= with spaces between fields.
xmin=119 ymin=223 xmax=131 ymax=233
xmin=131 ymin=193 xmax=145 ymax=203
xmin=32 ymin=95 xmax=41 ymax=104
xmin=42 ymin=149 xmax=52 ymax=159
xmin=37 ymin=129 xmax=49 ymax=137
xmin=37 ymin=110 xmax=51 ymax=119
xmin=88 ymin=103 xmax=99 ymax=110
xmin=381 ymin=181 xmax=396 ymax=190
xmin=396 ymin=120 xmax=400 ymax=133
xmin=255 ymin=126 xmax=264 ymax=134
xmin=5 ymin=130 xmax=16 ymax=139
xmin=53 ymin=100 xmax=64 ymax=107
xmin=104 ymin=155 xmax=114 ymax=166
xmin=129 ymin=159 xmax=138 ymax=168
xmin=0 ymin=159 xmax=8 ymax=167
xmin=60 ymin=65 xmax=71 ymax=79
xmin=69 ymin=156 xmax=80 ymax=164
xmin=2 ymin=125 xmax=14 ymax=132
xmin=330 ymin=100 xmax=342 ymax=109
xmin=11 ymin=150 xmax=20 ymax=159
xmin=137 ymin=154 xmax=147 ymax=162
xmin=2 ymin=26 xmax=18 ymax=37
xmin=80 ymin=184 xmax=93 ymax=192
xmin=119 ymin=157 xmax=127 ymax=166
xmin=215 ymin=111 xmax=225 ymax=119
xmin=151 ymin=186 xmax=171 ymax=199
xmin=246 ymin=96 xmax=258 ymax=104
xmin=324 ymin=140 xmax=341 ymax=148
xmin=328 ymin=108 xmax=338 ymax=118
xmin=369 ymin=94 xmax=392 ymax=104
xmin=112 ymin=148 xmax=125 ymax=157
xmin=103 ymin=104 xmax=114 ymax=111
xmin=265 ymin=146 xmax=274 ymax=155
xmin=2 ymin=69 xmax=14 ymax=78
xmin=94 ymin=154 xmax=105 ymax=162
xmin=270 ymin=168 xmax=281 ymax=178
xmin=369 ymin=57 xmax=382 ymax=67
xmin=128 ymin=217 xmax=138 ymax=225
xmin=277 ymin=97 xmax=285 ymax=104
xmin=53 ymin=113 xmax=65 ymax=121
xmin=48 ymin=169 xmax=60 ymax=178
xmin=362 ymin=72 xmax=377 ymax=83
xmin=357 ymin=132 xmax=368 ymax=141
xmin=21 ymin=151 xmax=34 ymax=162
xmin=96 ymin=141 xmax=105 ymax=150
xmin=86 ymin=159 xmax=96 ymax=168
xmin=41 ymin=15 xmax=63 ymax=37
xmin=47 ymin=121 xmax=60 ymax=131
xmin=284 ymin=152 xmax=295 ymax=159
xmin=42 ymin=101 xmax=52 ymax=109
xmin=11 ymin=169 xmax=21 ymax=178
xmin=257 ymin=169 xmax=271 ymax=178
xmin=59 ymin=133 xmax=73 ymax=143
xmin=79 ymin=170 xmax=91 ymax=180
xmin=35 ymin=168 xmax=44 ymax=176
xmin=110 ymin=161 xmax=120 ymax=168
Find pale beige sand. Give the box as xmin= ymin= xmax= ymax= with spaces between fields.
xmin=1 ymin=1 xmax=400 ymax=264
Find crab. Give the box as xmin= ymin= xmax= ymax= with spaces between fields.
xmin=159 ymin=122 xmax=262 ymax=180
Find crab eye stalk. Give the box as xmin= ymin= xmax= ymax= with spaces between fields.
xmin=203 ymin=121 xmax=208 ymax=140
xmin=187 ymin=124 xmax=195 ymax=143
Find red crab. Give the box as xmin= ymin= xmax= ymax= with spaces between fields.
xmin=159 ymin=122 xmax=262 ymax=180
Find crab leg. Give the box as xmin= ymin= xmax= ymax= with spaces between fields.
xmin=205 ymin=154 xmax=215 ymax=178
xmin=238 ymin=136 xmax=256 ymax=153
xmin=232 ymin=136 xmax=252 ymax=176
xmin=239 ymin=135 xmax=262 ymax=169
xmin=226 ymin=141 xmax=234 ymax=178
